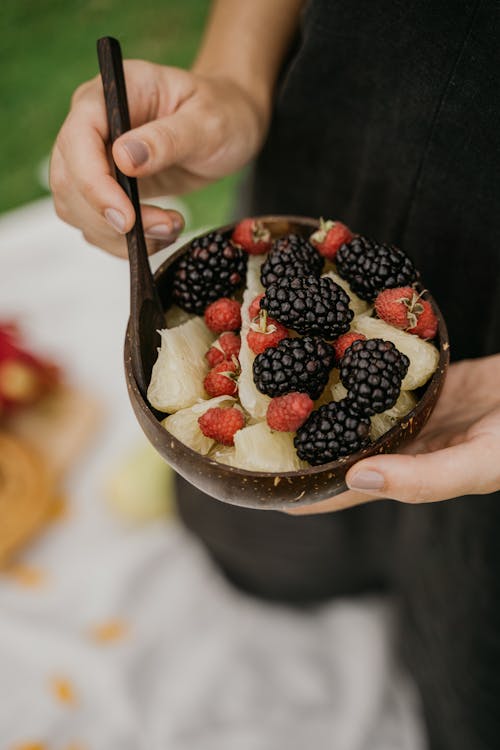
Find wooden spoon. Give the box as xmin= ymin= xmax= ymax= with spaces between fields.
xmin=97 ymin=36 xmax=164 ymax=398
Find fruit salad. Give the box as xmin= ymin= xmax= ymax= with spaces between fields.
xmin=147 ymin=219 xmax=441 ymax=471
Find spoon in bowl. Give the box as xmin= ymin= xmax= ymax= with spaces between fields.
xmin=97 ymin=36 xmax=165 ymax=398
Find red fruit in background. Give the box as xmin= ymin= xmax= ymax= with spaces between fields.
xmin=0 ymin=322 xmax=60 ymax=415
xmin=198 ymin=406 xmax=245 ymax=446
xmin=203 ymin=359 xmax=239 ymax=398
xmin=247 ymin=310 xmax=288 ymax=354
xmin=375 ymin=287 xmax=438 ymax=339
xmin=248 ymin=293 xmax=265 ymax=321
xmin=332 ymin=332 xmax=366 ymax=363
xmin=310 ymin=219 xmax=353 ymax=261
xmin=204 ymin=298 xmax=241 ymax=333
xmin=266 ymin=392 xmax=314 ymax=432
xmin=232 ymin=219 xmax=272 ymax=255
xmin=205 ymin=332 xmax=241 ymax=368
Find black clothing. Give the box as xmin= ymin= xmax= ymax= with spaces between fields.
xmin=177 ymin=2 xmax=500 ymax=748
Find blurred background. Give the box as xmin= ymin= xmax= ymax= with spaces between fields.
xmin=1 ymin=0 xmax=238 ymax=224
xmin=0 ymin=3 xmax=425 ymax=749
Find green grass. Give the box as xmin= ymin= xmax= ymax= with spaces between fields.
xmin=0 ymin=0 xmax=238 ymax=227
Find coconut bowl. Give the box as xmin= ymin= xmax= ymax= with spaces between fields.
xmin=124 ymin=216 xmax=449 ymax=510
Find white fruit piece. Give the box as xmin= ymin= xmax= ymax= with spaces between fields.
xmin=164 ymin=304 xmax=193 ymax=329
xmin=238 ymin=282 xmax=272 ymax=419
xmin=231 ymin=421 xmax=308 ymax=472
xmin=331 ymin=381 xmax=348 ymax=401
xmin=147 ymin=317 xmax=214 ymax=413
xmin=370 ymin=390 xmax=418 ymax=440
xmin=315 ymin=368 xmax=340 ymax=407
xmin=245 ymin=254 xmax=265 ymax=303
xmin=210 ymin=444 xmax=237 ymax=466
xmin=162 ymin=396 xmax=236 ymax=455
xmin=352 ymin=315 xmax=439 ymax=390
xmin=322 ymin=270 xmax=371 ymax=316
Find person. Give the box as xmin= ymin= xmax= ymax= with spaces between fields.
xmin=50 ymin=1 xmax=500 ymax=747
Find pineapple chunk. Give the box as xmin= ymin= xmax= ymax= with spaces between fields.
xmin=331 ymin=381 xmax=348 ymax=402
xmin=231 ymin=421 xmax=308 ymax=472
xmin=352 ymin=315 xmax=439 ymax=389
xmin=147 ymin=317 xmax=214 ymax=413
xmin=322 ymin=270 xmax=371 ymax=316
xmin=370 ymin=391 xmax=418 ymax=440
xmin=238 ymin=284 xmax=272 ymax=419
xmin=162 ymin=396 xmax=236 ymax=454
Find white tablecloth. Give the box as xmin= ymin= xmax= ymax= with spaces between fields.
xmin=0 ymin=199 xmax=426 ymax=750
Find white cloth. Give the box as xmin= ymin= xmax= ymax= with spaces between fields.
xmin=0 ymin=200 xmax=426 ymax=750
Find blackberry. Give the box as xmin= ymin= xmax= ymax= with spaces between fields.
xmin=336 ymin=236 xmax=417 ymax=301
xmin=253 ymin=336 xmax=335 ymax=400
xmin=294 ymin=399 xmax=371 ymax=465
xmin=340 ymin=338 xmax=410 ymax=416
xmin=172 ymin=232 xmax=247 ymax=314
xmin=260 ymin=234 xmax=324 ymax=288
xmin=261 ymin=275 xmax=353 ymax=339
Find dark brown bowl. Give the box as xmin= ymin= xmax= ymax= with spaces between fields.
xmin=124 ymin=216 xmax=449 ymax=510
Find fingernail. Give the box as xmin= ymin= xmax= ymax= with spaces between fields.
xmin=122 ymin=139 xmax=149 ymax=167
xmin=347 ymin=470 xmax=385 ymax=491
xmin=145 ymin=224 xmax=178 ymax=240
xmin=172 ymin=215 xmax=184 ymax=232
xmin=104 ymin=208 xmax=126 ymax=234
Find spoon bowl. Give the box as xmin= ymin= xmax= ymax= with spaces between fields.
xmin=125 ymin=215 xmax=450 ymax=510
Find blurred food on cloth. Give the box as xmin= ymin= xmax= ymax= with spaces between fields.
xmin=0 ymin=321 xmax=101 ymax=565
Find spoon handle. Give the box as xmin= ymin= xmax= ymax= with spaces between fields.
xmin=97 ymin=36 xmax=162 ymax=395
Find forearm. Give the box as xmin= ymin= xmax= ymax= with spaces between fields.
xmin=193 ymin=0 xmax=304 ymax=122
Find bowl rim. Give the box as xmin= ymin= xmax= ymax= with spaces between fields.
xmin=125 ymin=215 xmax=450 ymax=479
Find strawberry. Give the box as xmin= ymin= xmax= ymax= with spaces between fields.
xmin=248 ymin=293 xmax=265 ymax=321
xmin=332 ymin=332 xmax=366 ymax=362
xmin=203 ymin=359 xmax=239 ymax=398
xmin=375 ymin=287 xmax=438 ymax=339
xmin=198 ymin=406 xmax=245 ymax=446
xmin=266 ymin=392 xmax=314 ymax=432
xmin=247 ymin=310 xmax=288 ymax=354
xmin=204 ymin=298 xmax=241 ymax=333
xmin=232 ymin=218 xmax=272 ymax=255
xmin=310 ymin=219 xmax=353 ymax=261
xmin=205 ymin=332 xmax=241 ymax=368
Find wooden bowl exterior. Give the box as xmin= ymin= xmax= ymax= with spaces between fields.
xmin=124 ymin=216 xmax=449 ymax=510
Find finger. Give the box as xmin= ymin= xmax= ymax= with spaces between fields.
xmin=54 ymin=109 xmax=136 ymax=235
xmin=112 ymin=104 xmax=206 ymax=178
xmin=284 ymin=490 xmax=379 ymax=516
xmin=345 ymin=436 xmax=500 ymax=503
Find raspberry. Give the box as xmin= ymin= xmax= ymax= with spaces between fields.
xmin=204 ymin=298 xmax=241 ymax=333
xmin=309 ymin=219 xmax=354 ymax=261
xmin=261 ymin=275 xmax=353 ymax=339
xmin=374 ymin=287 xmax=438 ymax=339
xmin=408 ymin=303 xmax=438 ymax=339
xmin=198 ymin=406 xmax=245 ymax=446
xmin=248 ymin=293 xmax=265 ymax=320
xmin=232 ymin=218 xmax=272 ymax=255
xmin=205 ymin=332 xmax=241 ymax=368
xmin=332 ymin=332 xmax=366 ymax=362
xmin=247 ymin=310 xmax=288 ymax=354
xmin=294 ymin=399 xmax=371 ymax=465
xmin=204 ymin=359 xmax=239 ymax=398
xmin=266 ymin=392 xmax=314 ymax=432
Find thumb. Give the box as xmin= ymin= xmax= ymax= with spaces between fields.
xmin=345 ymin=437 xmax=497 ymax=503
xmin=112 ymin=108 xmax=201 ymax=177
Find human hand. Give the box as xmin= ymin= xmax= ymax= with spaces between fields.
xmin=288 ymin=355 xmax=500 ymax=515
xmin=50 ymin=60 xmax=269 ymax=257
